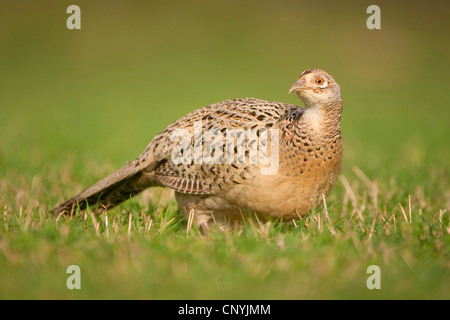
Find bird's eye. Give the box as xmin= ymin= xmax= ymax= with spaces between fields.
xmin=315 ymin=78 xmax=324 ymax=85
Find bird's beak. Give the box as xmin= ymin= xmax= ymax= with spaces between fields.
xmin=288 ymin=79 xmax=305 ymax=94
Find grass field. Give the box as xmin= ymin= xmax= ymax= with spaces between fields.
xmin=0 ymin=1 xmax=449 ymax=299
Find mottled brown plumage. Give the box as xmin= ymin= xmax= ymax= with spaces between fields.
xmin=52 ymin=69 xmax=343 ymax=229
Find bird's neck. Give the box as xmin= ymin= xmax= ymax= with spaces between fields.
xmin=298 ymin=100 xmax=343 ymax=140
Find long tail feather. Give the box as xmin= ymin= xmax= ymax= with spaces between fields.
xmin=51 ymin=160 xmax=154 ymax=215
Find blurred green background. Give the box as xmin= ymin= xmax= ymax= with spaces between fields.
xmin=1 ymin=0 xmax=449 ymax=180
xmin=0 ymin=0 xmax=449 ymax=299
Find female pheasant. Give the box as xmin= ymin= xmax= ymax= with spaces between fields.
xmin=52 ymin=69 xmax=343 ymax=229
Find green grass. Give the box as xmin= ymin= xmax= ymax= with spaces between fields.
xmin=1 ymin=166 xmax=448 ymax=299
xmin=0 ymin=0 xmax=449 ymax=299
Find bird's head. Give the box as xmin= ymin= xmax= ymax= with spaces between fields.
xmin=288 ymin=69 xmax=341 ymax=107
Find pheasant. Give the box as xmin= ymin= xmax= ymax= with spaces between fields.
xmin=51 ymin=69 xmax=344 ymax=229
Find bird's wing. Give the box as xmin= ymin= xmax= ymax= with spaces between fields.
xmin=148 ymin=98 xmax=299 ymax=195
